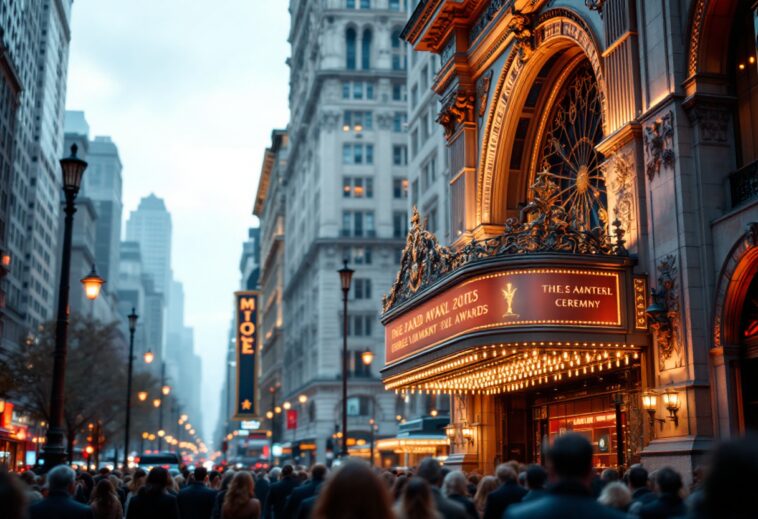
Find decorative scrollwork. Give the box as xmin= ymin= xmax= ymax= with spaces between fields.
xmin=437 ymin=90 xmax=476 ymax=139
xmin=647 ymin=254 xmax=682 ymax=370
xmin=644 ymin=111 xmax=675 ymax=181
xmin=382 ymin=172 xmax=627 ymax=312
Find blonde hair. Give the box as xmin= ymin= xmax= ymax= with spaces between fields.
xmin=474 ymin=475 xmax=499 ymax=513
xmin=223 ymin=471 xmax=255 ymax=517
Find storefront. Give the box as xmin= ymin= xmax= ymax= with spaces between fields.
xmin=0 ymin=400 xmax=31 ymax=471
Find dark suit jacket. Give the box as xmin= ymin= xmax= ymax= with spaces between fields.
xmin=264 ymin=476 xmax=300 ymax=519
xmin=283 ymin=480 xmax=322 ymax=519
xmin=29 ymin=491 xmax=94 ymax=519
xmin=178 ymin=482 xmax=218 ymax=519
xmin=295 ymin=495 xmax=317 ymax=519
xmin=482 ymin=481 xmax=527 ymax=519
xmin=448 ymin=493 xmax=478 ymax=519
xmin=255 ymin=476 xmax=270 ymax=510
xmin=125 ymin=490 xmax=180 ymax=519
xmin=638 ymin=494 xmax=687 ymax=519
xmin=431 ymin=486 xmax=467 ymax=519
xmin=504 ymin=481 xmax=627 ymax=519
xmin=211 ymin=490 xmax=226 ymax=519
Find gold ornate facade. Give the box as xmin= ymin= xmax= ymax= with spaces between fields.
xmin=383 ymin=0 xmax=758 ymax=476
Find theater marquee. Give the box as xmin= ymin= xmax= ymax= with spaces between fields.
xmin=234 ymin=290 xmax=259 ymax=419
xmin=385 ymin=268 xmax=624 ymax=365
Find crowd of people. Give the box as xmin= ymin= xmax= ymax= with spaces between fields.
xmin=1 ymin=433 xmax=755 ymax=519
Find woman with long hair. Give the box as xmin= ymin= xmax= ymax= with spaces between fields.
xmin=125 ymin=467 xmax=179 ymax=519
xmin=473 ymin=475 xmax=499 ymax=517
xmin=222 ymin=471 xmax=260 ymax=519
xmin=396 ymin=478 xmax=440 ymax=519
xmin=313 ymin=461 xmax=395 ymax=519
xmin=124 ymin=468 xmax=146 ymax=516
xmin=90 ymin=479 xmax=123 ymax=519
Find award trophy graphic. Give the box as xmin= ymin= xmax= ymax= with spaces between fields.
xmin=502 ymin=282 xmax=519 ymax=319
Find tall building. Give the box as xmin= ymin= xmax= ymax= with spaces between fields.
xmin=116 ymin=241 xmax=151 ymax=359
xmin=0 ymin=0 xmax=75 ymax=351
xmin=275 ymin=0 xmax=409 ymax=464
xmin=254 ymin=130 xmax=288 ymax=448
xmin=126 ymin=194 xmax=172 ymax=299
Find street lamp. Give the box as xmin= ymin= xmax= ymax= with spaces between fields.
xmin=298 ymin=394 xmax=308 ymax=404
xmin=361 ymin=349 xmax=374 ymax=367
xmin=42 ymin=144 xmax=88 ymax=470
xmin=123 ymin=308 xmax=138 ymax=469
xmin=153 ymin=399 xmax=161 ymax=408
xmin=337 ymin=259 xmax=354 ymax=457
xmin=161 ymin=385 xmax=171 ymax=396
xmin=143 ymin=349 xmax=154 ymax=364
xmin=80 ymin=265 xmax=105 ymax=301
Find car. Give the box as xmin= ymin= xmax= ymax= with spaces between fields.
xmin=136 ymin=452 xmax=182 ymax=473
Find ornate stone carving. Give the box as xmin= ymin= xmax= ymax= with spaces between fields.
xmin=319 ymin=110 xmax=341 ymax=132
xmin=603 ymin=152 xmax=634 ymax=234
xmin=585 ymin=0 xmax=606 ymax=12
xmin=507 ymin=11 xmax=534 ymax=63
xmin=644 ymin=111 xmax=675 ymax=181
xmin=383 ymin=172 xmax=627 ymax=311
xmin=648 ymin=254 xmax=682 ymax=370
xmin=688 ymin=106 xmax=730 ymax=143
xmin=476 ymin=70 xmax=493 ymax=118
xmin=376 ymin=111 xmax=393 ymax=130
xmin=470 ymin=0 xmax=509 ymax=42
xmin=437 ymin=90 xmax=476 ymax=139
xmin=687 ymin=0 xmax=707 ymax=77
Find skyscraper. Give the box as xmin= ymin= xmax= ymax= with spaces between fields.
xmin=126 ymin=194 xmax=173 ymax=299
xmin=274 ymin=0 xmax=409 ymax=463
xmin=0 ymin=0 xmax=75 ymax=351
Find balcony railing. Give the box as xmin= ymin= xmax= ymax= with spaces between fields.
xmin=730 ymin=160 xmax=758 ymax=209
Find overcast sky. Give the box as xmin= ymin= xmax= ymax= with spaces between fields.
xmin=66 ymin=1 xmax=291 ymax=441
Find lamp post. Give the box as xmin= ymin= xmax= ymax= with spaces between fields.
xmin=42 ymin=144 xmax=88 ymax=470
xmin=337 ymin=259 xmax=354 ymax=458
xmin=158 ymin=362 xmax=166 ymax=451
xmin=123 ymin=308 xmax=138 ymax=469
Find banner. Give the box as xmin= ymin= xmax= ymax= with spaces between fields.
xmin=286 ymin=410 xmax=298 ymax=430
xmin=234 ymin=291 xmax=259 ymax=419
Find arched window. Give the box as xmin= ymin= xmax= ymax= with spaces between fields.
xmin=346 ymin=28 xmax=357 ymax=70
xmin=730 ymin=2 xmax=758 ymax=168
xmin=391 ymin=29 xmax=405 ymax=70
xmin=361 ymin=30 xmax=372 ymax=70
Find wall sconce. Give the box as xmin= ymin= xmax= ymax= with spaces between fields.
xmin=461 ymin=424 xmax=475 ymax=447
xmin=642 ymin=390 xmax=665 ymax=431
xmin=444 ymin=424 xmax=456 ymax=444
xmin=662 ymin=388 xmax=680 ymax=426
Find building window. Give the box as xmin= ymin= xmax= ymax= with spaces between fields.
xmin=392 ymin=112 xmax=407 ymax=132
xmin=420 ymin=65 xmax=428 ymax=92
xmin=393 ymin=145 xmax=408 ymax=166
xmin=361 ymin=0 xmax=371 ymax=8
xmin=421 ymin=156 xmax=436 ymax=191
xmin=392 ymin=83 xmax=407 ymax=101
xmin=411 ymin=84 xmax=418 ymax=107
xmin=346 ymin=0 xmax=355 ymax=6
xmin=389 ymin=0 xmax=401 ymax=11
xmin=427 ymin=205 xmax=438 ymax=234
xmin=342 ymin=81 xmax=351 ymax=99
xmin=342 ymin=211 xmax=375 ymax=237
xmin=343 ymin=177 xmax=374 ymax=198
xmin=347 ymin=315 xmax=374 ymax=337
xmin=342 ymin=81 xmax=376 ymax=100
xmin=411 ymin=129 xmax=418 ymax=157
xmin=353 ymin=278 xmax=372 ymax=300
xmin=393 ymin=178 xmax=409 ymax=199
xmin=411 ymin=179 xmax=419 ymax=206
xmin=342 ymin=144 xmax=374 ymax=164
xmin=391 ymin=29 xmax=406 ymax=70
xmin=420 ymin=109 xmax=429 ymax=142
xmin=393 ymin=211 xmax=408 ymax=238
xmin=361 ymin=30 xmax=372 ymax=70
xmin=346 ymin=395 xmax=372 ymax=415
xmin=349 ymin=246 xmax=372 ymax=264
xmin=351 ymin=352 xmax=372 ymax=377
xmin=346 ymin=28 xmax=357 ymax=69
xmin=343 ymin=111 xmax=373 ymax=132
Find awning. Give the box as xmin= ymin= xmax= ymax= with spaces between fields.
xmin=376 ymin=435 xmax=449 ymax=454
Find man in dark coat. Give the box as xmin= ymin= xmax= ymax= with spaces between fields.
xmin=482 ymin=463 xmax=527 ymax=519
xmin=264 ymin=464 xmax=300 ymax=519
xmin=521 ymin=464 xmax=547 ymax=503
xmin=638 ymin=467 xmax=687 ymax=519
xmin=417 ymin=458 xmax=467 ymax=519
xmin=177 ymin=467 xmax=217 ymax=519
xmin=255 ymin=470 xmax=271 ymax=507
xmin=29 ymin=465 xmax=94 ymax=519
xmin=505 ymin=434 xmax=627 ymax=519
xmin=282 ymin=464 xmax=326 ymax=519
xmin=626 ymin=465 xmax=656 ymax=515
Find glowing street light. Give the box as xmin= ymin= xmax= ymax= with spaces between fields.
xmin=144 ymin=350 xmax=154 ymax=364
xmin=161 ymin=385 xmax=171 ymax=396
xmin=137 ymin=391 xmax=148 ymax=402
xmin=152 ymin=399 xmax=161 ymax=408
xmin=80 ymin=265 xmax=105 ymax=300
xmin=298 ymin=395 xmax=308 ymax=404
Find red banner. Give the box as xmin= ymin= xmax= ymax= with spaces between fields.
xmin=286 ymin=410 xmax=298 ymax=430
xmin=384 ymin=268 xmax=623 ymax=365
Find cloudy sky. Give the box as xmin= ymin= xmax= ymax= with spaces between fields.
xmin=66 ymin=1 xmax=291 ymax=440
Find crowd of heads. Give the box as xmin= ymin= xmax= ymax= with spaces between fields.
xmin=0 ymin=432 xmax=756 ymax=519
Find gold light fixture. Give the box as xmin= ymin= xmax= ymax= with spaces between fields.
xmin=266 ymin=411 xmax=274 ymax=419
xmin=662 ymin=388 xmax=680 ymax=426
xmin=152 ymin=399 xmax=161 ymax=408
xmin=80 ymin=265 xmax=105 ymax=300
xmin=161 ymin=385 xmax=171 ymax=396
xmin=642 ymin=390 xmax=664 ymax=431
xmin=275 ymin=406 xmax=282 ymax=414
xmin=157 ymin=430 xmax=165 ymax=437
xmin=180 ymin=414 xmax=188 ymax=422
xmin=444 ymin=425 xmax=456 ymax=441
xmin=141 ymin=432 xmax=149 ymax=439
xmin=298 ymin=394 xmax=308 ymax=404
xmin=283 ymin=401 xmax=291 ymax=410
xmin=361 ymin=349 xmax=374 ymax=366
xmin=137 ymin=391 xmax=148 ymax=402
xmin=144 ymin=350 xmax=154 ymax=364
xmin=430 ymin=409 xmax=438 ymax=417
xmin=185 ymin=423 xmax=191 ymax=430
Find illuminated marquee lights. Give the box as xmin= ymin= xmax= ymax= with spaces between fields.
xmin=384 ymin=341 xmax=641 ymax=395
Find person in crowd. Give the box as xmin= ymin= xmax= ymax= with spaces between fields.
xmin=465 ymin=473 xmax=480 ymax=498
xmin=94 ymin=468 xmax=111 ymax=485
xmin=442 ymin=471 xmax=478 ymax=519
xmin=171 ymin=474 xmax=184 ymax=494
xmin=311 ymin=460 xmax=394 ymax=519
xmin=396 ymin=477 xmax=440 ymax=519
xmin=482 ymin=464 xmax=527 ymax=519
xmin=416 ymin=458 xmax=466 ymax=519
xmin=381 ymin=471 xmax=397 ymax=491
xmin=521 ymin=465 xmax=547 ymax=503
xmin=472 ymin=475 xmax=498 ymax=517
xmin=517 ymin=472 xmax=527 ymax=489
xmin=124 ymin=468 xmax=146 ymax=516
xmin=393 ymin=474 xmax=409 ymax=502
xmin=178 ymin=466 xmax=218 ymax=519
xmin=264 ymin=464 xmax=300 ymax=519
xmin=597 ymin=481 xmax=631 ymax=512
xmin=638 ymin=467 xmax=686 ymax=519
xmin=283 ymin=464 xmax=326 ymax=519
xmin=90 ymin=479 xmax=123 ymax=519
xmin=29 ymin=465 xmax=94 ymax=519
xmin=212 ymin=470 xmax=237 ymax=519
xmin=222 ymin=471 xmax=260 ymax=519
xmin=125 ymin=467 xmax=179 ymax=519
xmin=19 ymin=470 xmax=44 ymax=505
xmin=0 ymin=469 xmax=28 ymax=519
xmin=209 ymin=470 xmax=222 ymax=490
xmin=626 ymin=465 xmax=655 ymax=515
xmin=504 ymin=433 xmax=627 ymax=519
xmin=254 ymin=470 xmax=271 ymax=508
xmin=695 ymin=435 xmax=758 ymax=519
xmin=76 ymin=472 xmax=95 ymax=504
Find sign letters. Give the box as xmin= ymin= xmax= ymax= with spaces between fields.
xmin=234 ymin=291 xmax=259 ymax=419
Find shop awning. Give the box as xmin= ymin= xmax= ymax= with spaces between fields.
xmin=376 ymin=435 xmax=449 ymax=454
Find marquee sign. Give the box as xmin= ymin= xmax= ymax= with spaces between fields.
xmin=384 ymin=268 xmax=624 ymax=365
xmin=234 ymin=291 xmax=259 ymax=419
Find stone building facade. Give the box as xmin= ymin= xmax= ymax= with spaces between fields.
xmin=381 ymin=0 xmax=758 ymax=478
